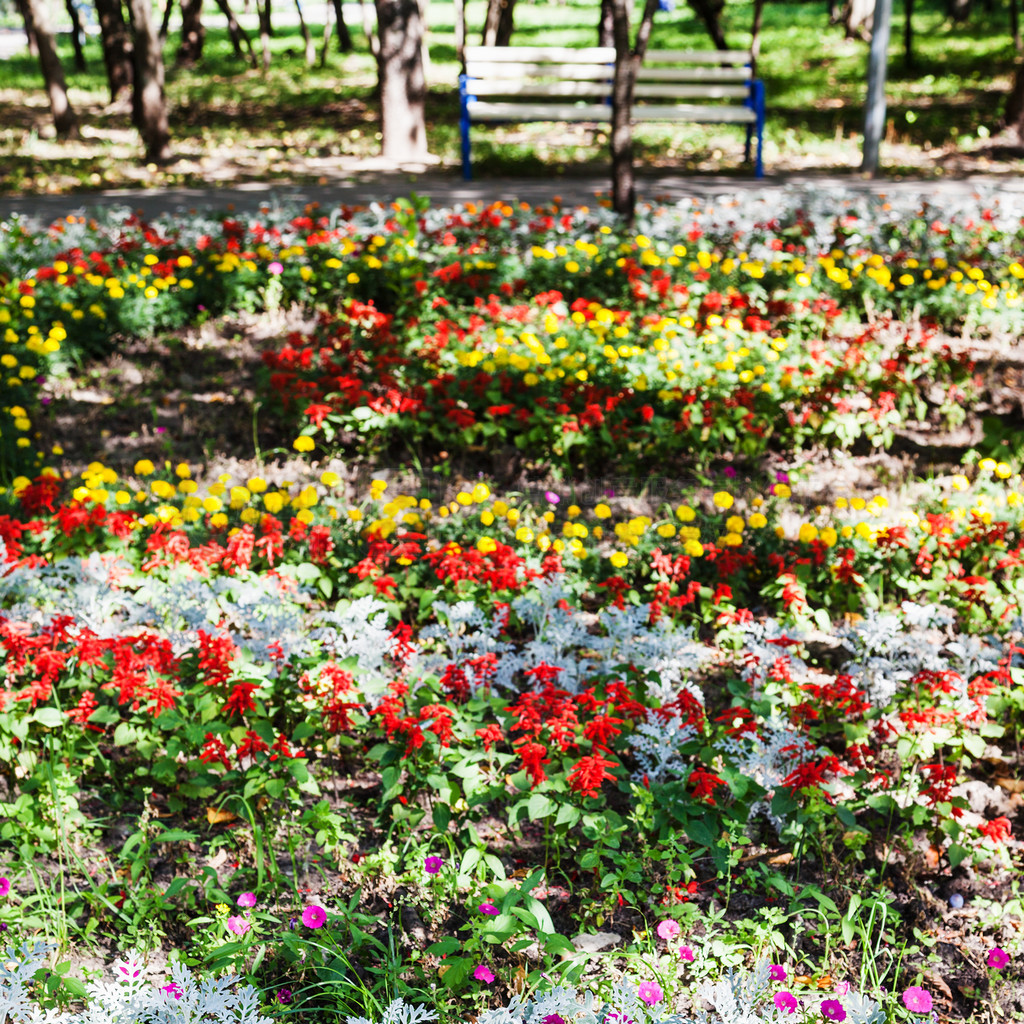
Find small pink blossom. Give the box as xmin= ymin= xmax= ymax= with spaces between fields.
xmin=656 ymin=919 xmax=680 ymax=942
xmin=237 ymin=892 xmax=257 ymax=908
xmin=638 ymin=981 xmax=663 ymax=1006
xmin=774 ymin=992 xmax=798 ymax=1014
xmin=302 ymin=904 xmax=326 ymax=929
xmin=268 ymin=262 xmax=284 ymax=275
xmin=678 ymin=945 xmax=695 ymax=962
xmin=820 ymin=999 xmax=846 ymax=1022
xmin=478 ymin=901 xmax=499 ymax=915
xmin=473 ymin=964 xmax=495 ymax=983
xmin=424 ymin=856 xmax=443 ymax=874
xmin=902 ymin=987 xmax=933 ymax=1014
xmin=162 ymin=983 xmax=182 ymax=1000
xmin=987 ymin=947 xmax=1010 ymax=969
xmin=225 ymin=915 xmax=250 ymax=936
xmin=769 ymin=964 xmax=787 ymax=982
xmin=0 ymin=877 xmax=9 ymax=897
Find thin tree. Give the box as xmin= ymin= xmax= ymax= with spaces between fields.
xmin=15 ymin=0 xmax=38 ymax=57
xmin=687 ymin=0 xmax=729 ymax=49
xmin=128 ymin=0 xmax=172 ymax=162
xmin=23 ymin=0 xmax=79 ymax=138
xmin=63 ymin=0 xmax=88 ymax=71
xmin=375 ymin=0 xmax=429 ymax=162
xmin=256 ymin=0 xmax=273 ymax=70
xmin=177 ymin=0 xmax=205 ymax=64
xmin=1006 ymin=59 xmax=1024 ymax=137
xmin=861 ymin=0 xmax=893 ymax=174
xmin=609 ymin=0 xmax=659 ymax=221
xmin=294 ymin=0 xmax=316 ymax=66
xmin=94 ymin=0 xmax=134 ymax=101
xmin=482 ymin=0 xmax=516 ymax=46
xmin=211 ymin=0 xmax=257 ymax=64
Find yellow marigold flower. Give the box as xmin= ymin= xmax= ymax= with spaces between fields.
xmin=594 ymin=503 xmax=612 ymax=519
xmin=726 ymin=515 xmax=745 ymax=534
xmin=321 ymin=471 xmax=341 ymax=487
xmin=978 ymin=458 xmax=997 ymax=473
xmin=712 ymin=491 xmax=734 ymax=510
xmin=293 ymin=435 xmax=315 ymax=453
xmin=798 ymin=523 xmax=818 ymax=544
xmin=748 ymin=512 xmax=768 ymax=529
xmin=370 ymin=479 xmax=388 ymax=500
xmin=263 ymin=492 xmax=285 ymax=514
xmin=456 ymin=491 xmax=473 ymax=506
xmin=515 ymin=526 xmax=534 ymax=543
xmin=134 ymin=459 xmax=155 ymax=476
xmin=951 ymin=474 xmax=969 ymax=491
xmin=609 ymin=551 xmax=629 ymax=569
xmin=773 ymin=483 xmax=791 ymax=499
xmin=676 ymin=503 xmax=696 ymax=522
xmin=657 ymin=523 xmax=676 ymax=538
xmin=683 ymin=539 xmax=704 ymax=558
xmin=247 ymin=476 xmax=268 ymax=493
xmin=995 ymin=462 xmax=1012 ymax=479
xmin=480 ymin=509 xmax=495 ymax=526
xmin=820 ymin=527 xmax=838 ymax=547
xmin=472 ymin=483 xmax=490 ymax=502
xmin=477 ymin=536 xmax=497 ymax=554
xmin=203 ymin=496 xmax=223 ymax=514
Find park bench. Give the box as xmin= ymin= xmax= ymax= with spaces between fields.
xmin=459 ymin=45 xmax=766 ymax=181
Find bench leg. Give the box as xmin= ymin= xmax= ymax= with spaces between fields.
xmin=753 ymin=79 xmax=765 ymax=179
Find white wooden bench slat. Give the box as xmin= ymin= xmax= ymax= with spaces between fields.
xmin=459 ymin=46 xmax=766 ymax=179
xmin=467 ymin=100 xmax=614 ymax=122
xmin=466 ymin=62 xmax=615 ymax=81
xmin=464 ymin=45 xmax=615 ymax=62
xmin=468 ymin=81 xmax=613 ymax=98
xmin=635 ymin=66 xmax=751 ymax=82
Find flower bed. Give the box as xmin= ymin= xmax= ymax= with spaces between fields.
xmin=0 ymin=189 xmax=1022 ymax=1024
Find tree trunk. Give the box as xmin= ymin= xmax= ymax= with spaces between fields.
xmin=375 ymin=0 xmax=429 ymax=162
xmin=23 ymin=0 xmax=78 ymax=138
xmin=160 ymin=0 xmax=174 ymax=38
xmin=482 ymin=0 xmax=516 ymax=45
xmin=845 ymin=0 xmax=875 ymax=38
xmin=63 ymin=0 xmax=88 ymax=71
xmin=128 ymin=0 xmax=172 ymax=162
xmin=750 ymin=0 xmax=765 ymax=75
xmin=903 ymin=0 xmax=913 ymax=68
xmin=609 ymin=0 xmax=658 ymax=222
xmin=1011 ymin=0 xmax=1022 ymax=54
xmin=16 ymin=0 xmax=39 ymax=57
xmin=362 ymin=0 xmax=380 ymax=57
xmin=332 ymin=0 xmax=352 ymax=51
xmin=95 ymin=0 xmax=134 ymax=100
xmin=861 ymin=0 xmax=892 ymax=174
xmin=1006 ymin=60 xmax=1024 ymax=139
xmin=686 ymin=0 xmax=728 ymax=49
xmin=257 ymin=0 xmax=272 ymax=70
xmin=211 ymin=0 xmax=256 ymax=63
xmin=294 ymin=0 xmax=315 ymax=65
xmin=177 ymin=0 xmax=205 ymax=64
xmin=946 ymin=0 xmax=971 ymax=20
xmin=598 ymin=0 xmax=614 ymax=46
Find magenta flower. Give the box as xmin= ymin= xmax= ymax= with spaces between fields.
xmin=424 ymin=856 xmax=443 ymax=874
xmin=276 ymin=988 xmax=293 ymax=1005
xmin=678 ymin=945 xmax=695 ymax=962
xmin=987 ymin=947 xmax=1010 ymax=969
xmin=473 ymin=964 xmax=495 ymax=983
xmin=162 ymin=983 xmax=182 ymax=1000
xmin=301 ymin=904 xmax=327 ymax=928
xmin=902 ymin=987 xmax=933 ymax=1014
xmin=540 ymin=1016 xmax=566 ymax=1024
xmin=769 ymin=964 xmax=787 ymax=982
xmin=820 ymin=999 xmax=846 ymax=1022
xmin=774 ymin=992 xmax=798 ymax=1014
xmin=225 ymin=915 xmax=250 ymax=936
xmin=478 ymin=901 xmax=499 ymax=915
xmin=656 ymin=919 xmax=680 ymax=942
xmin=637 ymin=981 xmax=663 ymax=1006
xmin=237 ymin=892 xmax=257 ymax=908
xmin=0 ymin=877 xmax=9 ymax=897
xmin=268 ymin=261 xmax=284 ymax=275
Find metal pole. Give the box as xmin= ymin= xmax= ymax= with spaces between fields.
xmin=861 ymin=0 xmax=893 ymax=175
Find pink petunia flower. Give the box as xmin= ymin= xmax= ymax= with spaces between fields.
xmin=424 ymin=856 xmax=443 ymax=874
xmin=820 ymin=999 xmax=846 ymax=1022
xmin=774 ymin=992 xmax=798 ymax=1014
xmin=237 ymin=892 xmax=257 ymax=908
xmin=301 ymin=905 xmax=327 ymax=929
xmin=678 ymin=945 xmax=695 ymax=962
xmin=478 ymin=901 xmax=499 ymax=915
xmin=0 ymin=877 xmax=9 ymax=897
xmin=656 ymin=919 xmax=680 ymax=942
xmin=769 ymin=964 xmax=787 ymax=982
xmin=902 ymin=986 xmax=933 ymax=1014
xmin=637 ymin=981 xmax=663 ymax=1006
xmin=162 ymin=983 xmax=182 ymax=1000
xmin=225 ymin=915 xmax=250 ymax=936
xmin=473 ymin=964 xmax=495 ymax=983
xmin=987 ymin=947 xmax=1010 ymax=969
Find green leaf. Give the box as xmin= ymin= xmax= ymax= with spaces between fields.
xmin=426 ymin=937 xmax=462 ymax=956
xmin=31 ymin=707 xmax=64 ymax=728
xmin=947 ymin=843 xmax=971 ymax=869
xmin=154 ymin=829 xmax=198 ymax=844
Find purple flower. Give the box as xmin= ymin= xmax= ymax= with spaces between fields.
xmin=276 ymin=988 xmax=293 ymax=1005
xmin=769 ymin=964 xmax=787 ymax=982
xmin=478 ymin=901 xmax=499 ymax=915
xmin=473 ymin=964 xmax=495 ymax=983
xmin=225 ymin=915 xmax=250 ymax=936
xmin=424 ymin=856 xmax=443 ymax=874
xmin=544 ymin=491 xmax=560 ymax=504
xmin=656 ymin=919 xmax=680 ymax=942
xmin=0 ymin=877 xmax=9 ymax=897
xmin=820 ymin=999 xmax=846 ymax=1022
xmin=237 ymin=892 xmax=257 ymax=908
xmin=902 ymin=987 xmax=932 ymax=1014
xmin=987 ymin=947 xmax=1010 ymax=969
xmin=723 ymin=466 xmax=737 ymax=478
xmin=162 ymin=983 xmax=182 ymax=1000
xmin=301 ymin=905 xmax=327 ymax=929
xmin=540 ymin=1016 xmax=566 ymax=1024
xmin=637 ymin=981 xmax=663 ymax=1006
xmin=678 ymin=945 xmax=695 ymax=962
xmin=776 ymin=471 xmax=790 ymax=483
xmin=774 ymin=992 xmax=798 ymax=1014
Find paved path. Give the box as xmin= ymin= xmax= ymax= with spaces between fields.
xmin=2 ymin=169 xmax=1024 ymax=225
